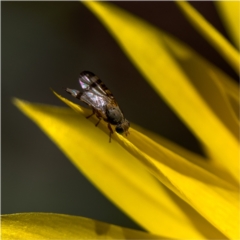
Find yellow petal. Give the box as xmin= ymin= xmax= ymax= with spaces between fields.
xmin=216 ymin=1 xmax=240 ymax=50
xmin=115 ymin=130 xmax=239 ymax=239
xmin=160 ymin=32 xmax=239 ymax=131
xmin=158 ymin=32 xmax=240 ymax=176
xmin=214 ymin=69 xmax=239 ymax=120
xmin=131 ymin=123 xmax=238 ymax=187
xmin=176 ymin=1 xmax=240 ymax=74
xmin=83 ymin=1 xmax=239 ymax=183
xmin=50 ymin=92 xmax=238 ymax=238
xmin=1 ymin=213 xmax=161 ymax=239
xmin=54 ymin=90 xmax=238 ymax=185
xmin=13 ymin=98 xmax=227 ymax=239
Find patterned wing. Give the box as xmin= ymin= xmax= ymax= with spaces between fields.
xmin=79 ymin=71 xmax=118 ymax=106
xmin=80 ymin=91 xmax=107 ymax=113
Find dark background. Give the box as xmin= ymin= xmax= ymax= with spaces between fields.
xmin=2 ymin=1 xmax=238 ymax=231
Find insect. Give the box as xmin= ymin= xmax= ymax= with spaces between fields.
xmin=65 ymin=71 xmax=130 ymax=142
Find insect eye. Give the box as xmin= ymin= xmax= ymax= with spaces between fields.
xmin=115 ymin=126 xmax=124 ymax=134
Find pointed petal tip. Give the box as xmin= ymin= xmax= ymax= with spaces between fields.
xmin=12 ymin=97 xmax=26 ymax=108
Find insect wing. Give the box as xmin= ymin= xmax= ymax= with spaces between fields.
xmin=79 ymin=75 xmax=91 ymax=91
xmin=79 ymin=71 xmax=106 ymax=96
xmin=81 ymin=91 xmax=107 ymax=112
xmin=79 ymin=71 xmax=117 ymax=106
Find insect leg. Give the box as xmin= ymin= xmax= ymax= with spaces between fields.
xmin=107 ymin=123 xmax=114 ymax=143
xmin=86 ymin=107 xmax=95 ymax=119
xmin=94 ymin=111 xmax=102 ymax=127
xmin=86 ymin=108 xmax=102 ymax=127
xmin=95 ymin=118 xmax=101 ymax=127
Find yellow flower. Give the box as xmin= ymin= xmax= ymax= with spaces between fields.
xmin=2 ymin=1 xmax=239 ymax=239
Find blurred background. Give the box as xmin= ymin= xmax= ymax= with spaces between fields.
xmin=2 ymin=1 xmax=238 ymax=231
